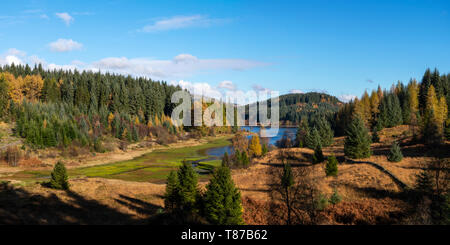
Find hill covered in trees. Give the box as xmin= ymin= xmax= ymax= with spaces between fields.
xmin=0 ymin=64 xmax=182 ymax=150
xmin=245 ymin=92 xmax=342 ymax=126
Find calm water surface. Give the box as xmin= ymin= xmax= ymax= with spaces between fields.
xmin=206 ymin=126 xmax=297 ymax=158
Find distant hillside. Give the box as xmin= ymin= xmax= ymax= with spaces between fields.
xmin=245 ymin=92 xmax=342 ymax=126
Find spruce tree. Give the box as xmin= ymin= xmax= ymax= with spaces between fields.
xmin=344 ymin=116 xmax=372 ymax=159
xmin=295 ymin=119 xmax=309 ymax=147
xmin=317 ymin=117 xmax=334 ymax=147
xmin=221 ymin=152 xmax=230 ymax=167
xmin=281 ymin=163 xmax=294 ymax=225
xmin=387 ymin=141 xmax=403 ymax=162
xmin=372 ymin=128 xmax=380 ymax=143
xmin=177 ymin=161 xmax=199 ymax=212
xmin=305 ymin=127 xmax=321 ymax=149
xmin=325 ymin=155 xmax=338 ymax=176
xmin=262 ymin=143 xmax=268 ymax=156
xmin=445 ymin=119 xmax=450 ymax=140
xmin=164 ymin=171 xmax=180 ymax=212
xmin=203 ymin=166 xmax=243 ymax=225
xmin=415 ymin=169 xmax=434 ymax=195
xmin=49 ymin=161 xmax=69 ymax=190
xmin=312 ymin=144 xmax=325 ymax=164
xmin=241 ymin=151 xmax=250 ymax=168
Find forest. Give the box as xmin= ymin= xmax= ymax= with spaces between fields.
xmin=0 ymin=63 xmax=182 ymax=150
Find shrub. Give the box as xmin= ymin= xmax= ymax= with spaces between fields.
xmin=325 ymin=156 xmax=338 ymax=176
xmin=315 ymin=193 xmax=328 ymax=211
xmin=93 ymin=137 xmax=105 ymax=153
xmin=262 ymin=143 xmax=268 ymax=156
xmin=49 ymin=161 xmax=69 ymax=190
xmin=329 ymin=189 xmax=342 ymax=205
xmin=387 ymin=141 xmax=403 ymax=162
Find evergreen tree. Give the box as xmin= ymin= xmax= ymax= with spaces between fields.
xmin=295 ymin=119 xmax=309 ymax=147
xmin=344 ymin=116 xmax=372 ymax=159
xmin=262 ymin=143 xmax=268 ymax=156
xmin=325 ymin=155 xmax=338 ymax=176
xmin=0 ymin=74 xmax=9 ymax=118
xmin=241 ymin=151 xmax=250 ymax=168
xmin=203 ymin=166 xmax=243 ymax=225
xmin=445 ymin=118 xmax=450 ymax=140
xmin=329 ymin=188 xmax=342 ymax=205
xmin=281 ymin=163 xmax=294 ymax=225
xmin=164 ymin=171 xmax=180 ymax=212
xmin=177 ymin=161 xmax=199 ymax=212
xmin=49 ymin=161 xmax=69 ymax=190
xmin=312 ymin=144 xmax=325 ymax=164
xmin=221 ymin=152 xmax=231 ymax=167
xmin=372 ymin=128 xmax=380 ymax=143
xmin=415 ymin=169 xmax=434 ymax=195
xmin=305 ymin=127 xmax=321 ymax=149
xmin=316 ymin=117 xmax=334 ymax=147
xmin=387 ymin=141 xmax=403 ymax=162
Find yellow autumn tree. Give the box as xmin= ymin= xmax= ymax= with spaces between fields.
xmin=22 ymin=74 xmax=44 ymax=102
xmin=369 ymin=90 xmax=380 ymax=123
xmin=248 ymin=135 xmax=262 ymax=157
xmin=107 ymin=112 xmax=114 ymax=131
xmin=3 ymin=72 xmax=24 ymax=103
xmin=354 ymin=91 xmax=371 ymax=127
xmin=407 ymin=80 xmax=419 ymax=115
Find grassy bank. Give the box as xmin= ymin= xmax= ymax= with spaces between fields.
xmin=3 ymin=136 xmax=232 ymax=184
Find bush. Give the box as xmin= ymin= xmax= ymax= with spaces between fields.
xmin=325 ymin=156 xmax=338 ymax=176
xmin=93 ymin=137 xmax=105 ymax=153
xmin=387 ymin=141 xmax=403 ymax=162
xmin=329 ymin=189 xmax=342 ymax=205
xmin=315 ymin=193 xmax=328 ymax=211
xmin=49 ymin=161 xmax=69 ymax=190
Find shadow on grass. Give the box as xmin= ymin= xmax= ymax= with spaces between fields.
xmin=0 ymin=182 xmax=164 ymax=225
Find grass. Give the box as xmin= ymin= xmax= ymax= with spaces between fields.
xmin=2 ymin=136 xmax=232 ymax=184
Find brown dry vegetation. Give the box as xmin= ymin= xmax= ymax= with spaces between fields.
xmin=0 ymin=125 xmax=448 ymax=225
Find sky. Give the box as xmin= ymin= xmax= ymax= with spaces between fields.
xmin=0 ymin=0 xmax=449 ymax=102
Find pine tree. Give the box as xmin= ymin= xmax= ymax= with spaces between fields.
xmin=295 ymin=119 xmax=309 ymax=147
xmin=387 ymin=141 xmax=403 ymax=162
xmin=203 ymin=166 xmax=243 ymax=225
xmin=281 ymin=163 xmax=294 ymax=225
xmin=372 ymin=128 xmax=380 ymax=143
xmin=305 ymin=127 xmax=321 ymax=149
xmin=415 ymin=169 xmax=434 ymax=195
xmin=344 ymin=116 xmax=372 ymax=159
xmin=241 ymin=151 xmax=250 ymax=168
xmin=164 ymin=171 xmax=180 ymax=212
xmin=221 ymin=152 xmax=231 ymax=167
xmin=312 ymin=144 xmax=325 ymax=164
xmin=325 ymin=155 xmax=338 ymax=176
xmin=317 ymin=117 xmax=334 ymax=147
xmin=262 ymin=143 xmax=268 ymax=156
xmin=248 ymin=135 xmax=262 ymax=157
xmin=49 ymin=161 xmax=69 ymax=190
xmin=0 ymin=74 xmax=9 ymax=118
xmin=177 ymin=161 xmax=199 ymax=212
xmin=445 ymin=118 xmax=450 ymax=140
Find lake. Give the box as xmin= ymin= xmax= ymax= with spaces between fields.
xmin=206 ymin=126 xmax=298 ymax=158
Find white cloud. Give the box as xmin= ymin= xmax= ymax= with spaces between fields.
xmin=218 ymin=80 xmax=236 ymax=91
xmin=4 ymin=55 xmax=23 ymax=65
xmin=40 ymin=14 xmax=49 ymax=20
xmin=289 ymin=89 xmax=304 ymax=94
xmin=55 ymin=12 xmax=74 ymax=26
xmin=91 ymin=54 xmax=266 ymax=79
xmin=140 ymin=15 xmax=228 ymax=32
xmin=338 ymin=94 xmax=357 ymax=102
xmin=6 ymin=48 xmax=26 ymax=57
xmin=252 ymin=84 xmax=272 ymax=93
xmin=49 ymin=39 xmax=83 ymax=52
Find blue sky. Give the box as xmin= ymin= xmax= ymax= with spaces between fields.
xmin=0 ymin=0 xmax=449 ymax=101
